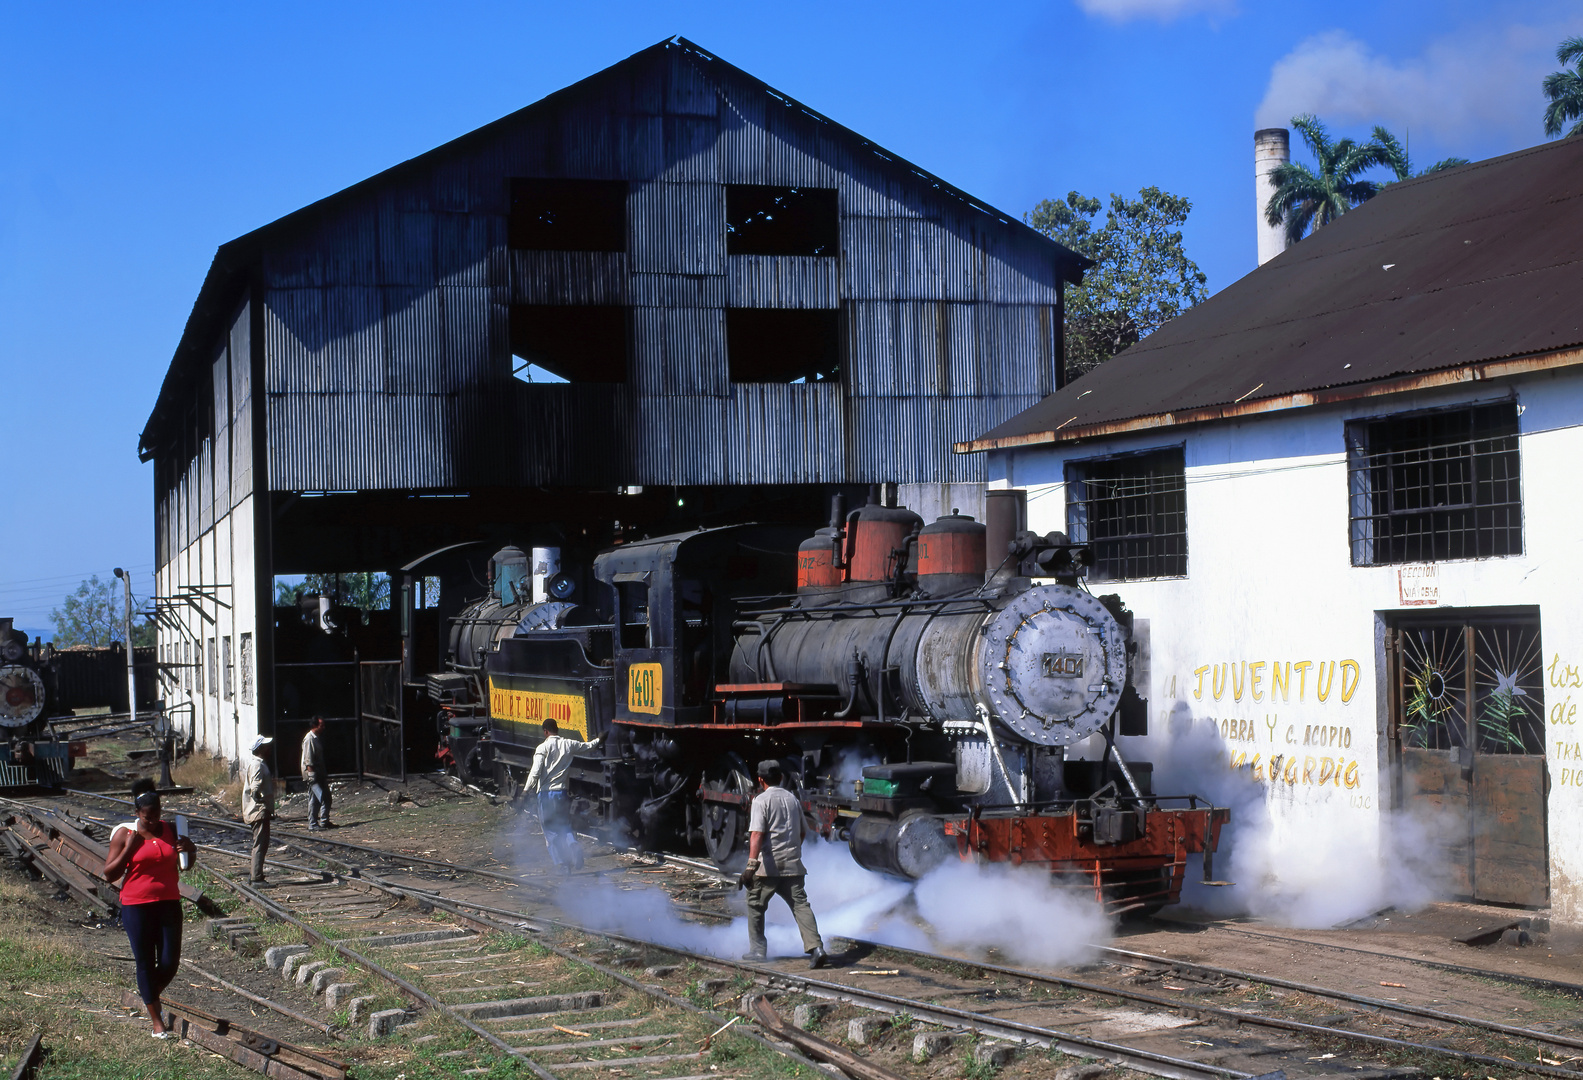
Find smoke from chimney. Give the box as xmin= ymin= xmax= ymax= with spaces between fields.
xmin=1255 ymin=128 xmax=1290 ymax=266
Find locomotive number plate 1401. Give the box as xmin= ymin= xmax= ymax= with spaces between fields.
xmin=627 ymin=663 xmax=663 ymax=715
xmin=1041 ymin=651 xmax=1084 ymax=678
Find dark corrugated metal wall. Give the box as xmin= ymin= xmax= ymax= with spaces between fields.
xmin=167 ymin=42 xmax=1064 ymax=498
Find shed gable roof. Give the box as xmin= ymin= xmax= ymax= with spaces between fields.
xmin=963 ymin=135 xmax=1583 ymax=453
xmin=141 ymin=36 xmax=1085 ymax=459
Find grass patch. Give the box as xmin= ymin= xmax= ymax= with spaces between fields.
xmin=171 ymin=754 xmax=233 ymax=794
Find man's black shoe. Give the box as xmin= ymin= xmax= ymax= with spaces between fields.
xmin=741 ymin=951 xmax=767 ymax=961
xmin=808 ymin=947 xmax=828 ymax=970
xmin=320 ymin=821 xmax=339 ymax=829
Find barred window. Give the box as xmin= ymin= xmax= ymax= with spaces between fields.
xmin=1065 ymin=446 xmax=1187 ymax=580
xmin=239 ymin=633 xmax=254 ymax=705
xmin=1347 ymin=402 xmax=1522 ymax=566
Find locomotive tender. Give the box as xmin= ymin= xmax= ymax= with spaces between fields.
xmin=434 ymin=490 xmax=1227 ymax=912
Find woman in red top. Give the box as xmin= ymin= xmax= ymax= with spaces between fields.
xmin=104 ymin=778 xmax=197 ymax=1038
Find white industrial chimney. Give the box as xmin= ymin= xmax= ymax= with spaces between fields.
xmin=1255 ymin=128 xmax=1290 ymax=266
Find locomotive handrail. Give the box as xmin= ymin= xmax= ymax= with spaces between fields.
xmin=736 ymin=595 xmax=1000 ymax=618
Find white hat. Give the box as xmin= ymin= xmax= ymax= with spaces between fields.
xmin=250 ymin=736 xmax=274 ymax=752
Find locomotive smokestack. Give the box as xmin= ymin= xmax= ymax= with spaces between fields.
xmin=984 ymin=489 xmax=1027 ymax=582
xmin=830 ymin=493 xmax=845 ymax=530
xmin=1255 ymin=127 xmax=1290 ymax=266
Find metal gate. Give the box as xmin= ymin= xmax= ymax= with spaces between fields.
xmin=359 ymin=660 xmax=404 ymax=782
xmin=274 ymin=661 xmax=361 ymax=779
xmin=1387 ymin=611 xmax=1548 ymax=906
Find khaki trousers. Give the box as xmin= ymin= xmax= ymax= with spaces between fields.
xmin=249 ymin=817 xmax=271 ymax=881
xmin=746 ymin=874 xmax=823 ymax=955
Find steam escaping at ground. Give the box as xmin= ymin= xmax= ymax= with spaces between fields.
xmin=552 ymin=836 xmax=1110 ymax=969
xmin=1148 ymin=703 xmax=1452 ymax=929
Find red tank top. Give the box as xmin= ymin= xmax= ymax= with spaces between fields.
xmin=117 ymin=820 xmax=182 ymax=904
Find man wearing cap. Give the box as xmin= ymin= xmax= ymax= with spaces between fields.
xmin=241 ymin=736 xmax=275 ymax=884
xmin=740 ymin=760 xmax=827 ymax=968
xmin=300 ymin=716 xmax=334 ymax=830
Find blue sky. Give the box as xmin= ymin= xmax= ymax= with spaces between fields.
xmin=0 ymin=0 xmax=1574 ymax=631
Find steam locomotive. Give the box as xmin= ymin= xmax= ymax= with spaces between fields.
xmin=431 ymin=491 xmax=1226 ymax=912
xmin=0 ymin=619 xmax=47 ymax=736
xmin=0 ymin=618 xmax=81 ymax=785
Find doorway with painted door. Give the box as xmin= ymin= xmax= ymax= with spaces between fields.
xmin=1385 ymin=608 xmax=1548 ymax=907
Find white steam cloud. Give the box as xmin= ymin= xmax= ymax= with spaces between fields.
xmin=1255 ymin=23 xmax=1565 ymax=143
xmin=558 ymin=838 xmax=1110 ymax=969
xmin=1148 ymin=704 xmax=1452 ymax=929
xmin=1073 ymin=0 xmax=1235 ymax=22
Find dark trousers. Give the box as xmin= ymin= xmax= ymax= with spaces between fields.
xmin=250 ymin=817 xmax=271 ymax=881
xmin=306 ymin=777 xmax=332 ymax=826
xmin=746 ymin=875 xmax=823 ymax=955
xmin=122 ymin=899 xmax=182 ymax=1005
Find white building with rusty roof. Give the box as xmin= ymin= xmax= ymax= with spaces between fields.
xmin=961 ymin=135 xmax=1583 ymax=925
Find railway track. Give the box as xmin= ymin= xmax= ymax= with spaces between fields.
xmin=5 ymin=788 xmax=1577 ymax=1080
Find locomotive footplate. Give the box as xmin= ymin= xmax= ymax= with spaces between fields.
xmin=944 ymin=801 xmax=1229 ymax=913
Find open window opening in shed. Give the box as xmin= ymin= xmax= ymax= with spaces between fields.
xmin=726 ymin=308 xmax=841 ymax=383
xmin=508 ymin=178 xmax=628 ymax=252
xmin=1346 ymin=401 xmax=1522 ymax=566
xmin=726 ymin=185 xmax=839 ymax=256
xmin=1065 ymin=446 xmax=1187 ymax=581
xmin=510 ymin=305 xmax=629 ymax=384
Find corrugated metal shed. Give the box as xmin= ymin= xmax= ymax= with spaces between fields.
xmin=964 ymin=136 xmax=1583 ymax=452
xmin=142 ymin=36 xmax=1085 ymax=531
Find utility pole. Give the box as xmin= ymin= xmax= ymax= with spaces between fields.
xmin=113 ymin=568 xmax=170 ymax=788
xmin=112 ymin=569 xmax=135 ymax=730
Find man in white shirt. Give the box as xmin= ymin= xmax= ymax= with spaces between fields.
xmin=523 ymin=719 xmax=604 ymax=872
xmin=740 ymin=759 xmax=826 ymax=968
xmin=241 ymin=736 xmax=275 ymax=884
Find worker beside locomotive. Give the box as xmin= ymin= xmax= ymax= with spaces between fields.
xmin=430 ymin=489 xmax=1226 ymax=913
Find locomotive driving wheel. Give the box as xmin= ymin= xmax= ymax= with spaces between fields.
xmin=701 ymin=752 xmax=753 ymax=867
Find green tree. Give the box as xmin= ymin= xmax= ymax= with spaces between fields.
xmin=276 ymin=573 xmax=391 ymax=612
xmin=1543 ymin=36 xmax=1583 ymax=138
xmin=1264 ymin=114 xmax=1388 ymax=245
xmin=1369 ymin=127 xmax=1468 ymax=181
xmin=49 ymin=575 xmax=155 ymax=648
xmin=1026 ymin=187 xmax=1209 ymax=378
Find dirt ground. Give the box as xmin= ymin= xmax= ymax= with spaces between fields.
xmin=8 ymin=732 xmax=1581 ymax=1079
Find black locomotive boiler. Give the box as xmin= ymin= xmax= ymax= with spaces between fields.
xmin=432 ymin=493 xmax=1226 ymax=912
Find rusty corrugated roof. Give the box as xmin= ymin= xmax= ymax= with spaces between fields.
xmin=961 ymin=136 xmax=1583 ymax=452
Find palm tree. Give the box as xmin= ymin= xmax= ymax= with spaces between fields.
xmin=1369 ymin=127 xmax=1469 ymax=181
xmin=1543 ymin=36 xmax=1583 ymax=138
xmin=1264 ymin=115 xmax=1387 ymax=245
